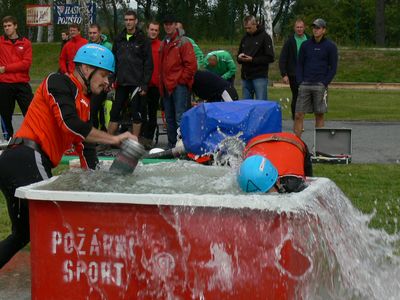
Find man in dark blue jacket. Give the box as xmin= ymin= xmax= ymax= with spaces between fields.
xmin=294 ymin=18 xmax=338 ymax=137
xmin=279 ymin=19 xmax=308 ymax=120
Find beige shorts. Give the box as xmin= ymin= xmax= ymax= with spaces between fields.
xmin=296 ymin=83 xmax=328 ymax=113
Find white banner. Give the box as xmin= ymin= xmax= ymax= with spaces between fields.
xmin=26 ymin=5 xmax=52 ymax=26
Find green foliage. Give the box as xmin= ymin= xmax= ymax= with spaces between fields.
xmin=0 ymin=0 xmax=30 ymax=36
xmin=31 ymin=43 xmax=61 ymax=80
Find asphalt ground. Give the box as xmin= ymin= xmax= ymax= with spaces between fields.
xmin=2 ymin=114 xmax=400 ymax=164
xmin=0 ymin=113 xmax=399 ymax=299
xmin=154 ymin=118 xmax=400 ymax=164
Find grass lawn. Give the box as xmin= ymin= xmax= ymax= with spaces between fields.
xmin=30 ymin=43 xmax=400 ymax=83
xmin=313 ymin=164 xmax=400 ymax=234
xmin=268 ymin=87 xmax=400 ymax=121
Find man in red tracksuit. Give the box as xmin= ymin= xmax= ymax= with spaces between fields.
xmin=159 ymin=14 xmax=197 ymax=149
xmin=140 ymin=20 xmax=162 ymax=149
xmin=59 ymin=23 xmax=88 ymax=74
xmin=0 ymin=16 xmax=33 ymax=139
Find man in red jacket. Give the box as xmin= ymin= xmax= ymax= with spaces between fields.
xmin=59 ymin=23 xmax=88 ymax=74
xmin=159 ymin=14 xmax=197 ymax=149
xmin=0 ymin=16 xmax=33 ymax=139
xmin=140 ymin=21 xmax=161 ymax=149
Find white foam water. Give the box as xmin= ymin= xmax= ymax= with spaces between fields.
xmin=41 ymin=161 xmax=400 ymax=299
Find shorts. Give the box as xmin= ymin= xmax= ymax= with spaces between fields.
xmin=296 ymin=83 xmax=328 ymax=114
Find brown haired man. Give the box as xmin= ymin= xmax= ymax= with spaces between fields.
xmin=0 ymin=15 xmax=33 ymax=139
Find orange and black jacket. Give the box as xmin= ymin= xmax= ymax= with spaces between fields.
xmin=0 ymin=35 xmax=32 ymax=83
xmin=16 ymin=73 xmax=92 ymax=168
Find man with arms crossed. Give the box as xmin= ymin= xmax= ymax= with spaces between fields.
xmin=0 ymin=16 xmax=33 ymax=140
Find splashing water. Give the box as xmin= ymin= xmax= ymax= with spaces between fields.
xmin=212 ymin=130 xmax=245 ymax=168
xmin=37 ymin=162 xmax=400 ymax=299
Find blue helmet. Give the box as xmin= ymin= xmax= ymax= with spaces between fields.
xmin=237 ymin=155 xmax=278 ymax=193
xmin=73 ymin=44 xmax=115 ymax=73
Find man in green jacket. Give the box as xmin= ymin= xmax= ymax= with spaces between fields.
xmin=177 ymin=22 xmax=204 ymax=69
xmin=88 ymin=23 xmax=112 ymax=50
xmin=205 ymin=50 xmax=236 ymax=84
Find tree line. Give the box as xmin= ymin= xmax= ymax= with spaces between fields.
xmin=0 ymin=0 xmax=399 ymax=47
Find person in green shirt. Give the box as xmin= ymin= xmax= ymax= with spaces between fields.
xmin=177 ymin=22 xmax=204 ymax=69
xmin=88 ymin=23 xmax=113 ymax=131
xmin=205 ymin=50 xmax=237 ymax=84
xmin=279 ymin=19 xmax=309 ymax=120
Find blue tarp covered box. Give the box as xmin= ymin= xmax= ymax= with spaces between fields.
xmin=181 ymin=100 xmax=282 ymax=155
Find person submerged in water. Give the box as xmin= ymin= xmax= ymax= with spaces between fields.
xmin=237 ymin=132 xmax=312 ymax=193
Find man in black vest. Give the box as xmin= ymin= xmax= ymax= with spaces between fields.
xmin=279 ymin=19 xmax=309 ymax=120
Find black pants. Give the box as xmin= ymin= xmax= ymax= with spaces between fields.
xmin=90 ymin=91 xmax=108 ymax=131
xmin=0 ymin=145 xmax=52 ymax=269
xmin=0 ymin=83 xmax=33 ymax=138
xmin=227 ymin=76 xmax=235 ymax=86
xmin=141 ymin=86 xmax=160 ymax=140
xmin=110 ymin=85 xmax=142 ymax=123
xmin=288 ymin=75 xmax=299 ymax=120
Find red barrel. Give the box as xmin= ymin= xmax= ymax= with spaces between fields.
xmin=29 ymin=200 xmax=314 ymax=299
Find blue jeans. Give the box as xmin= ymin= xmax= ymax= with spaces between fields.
xmin=242 ymin=77 xmax=268 ymax=100
xmin=163 ymin=85 xmax=190 ymax=148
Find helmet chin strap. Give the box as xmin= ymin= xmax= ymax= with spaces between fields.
xmin=76 ymin=65 xmax=98 ymax=95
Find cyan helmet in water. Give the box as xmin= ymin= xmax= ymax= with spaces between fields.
xmin=237 ymin=155 xmax=278 ymax=193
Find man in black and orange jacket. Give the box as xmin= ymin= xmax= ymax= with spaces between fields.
xmin=0 ymin=44 xmax=136 ymax=270
xmin=243 ymin=132 xmax=313 ymax=193
xmin=0 ymin=16 xmax=33 ymax=139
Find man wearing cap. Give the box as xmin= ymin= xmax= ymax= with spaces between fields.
xmin=294 ymin=18 xmax=338 ymax=137
xmin=205 ymin=50 xmax=236 ymax=84
xmin=0 ymin=44 xmax=136 ymax=269
xmin=159 ymin=14 xmax=197 ymax=149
